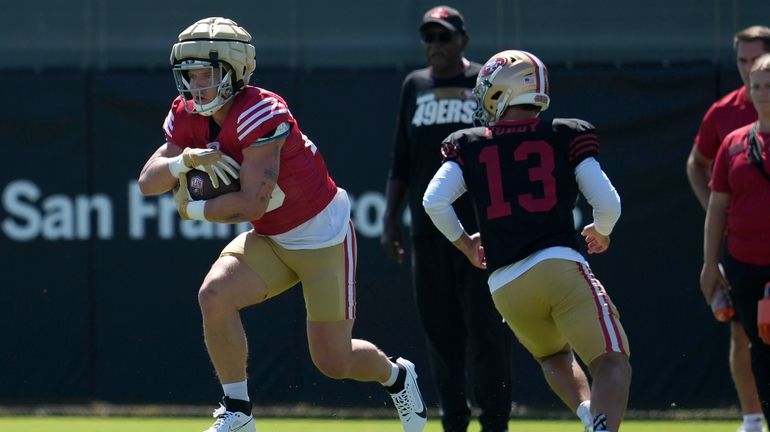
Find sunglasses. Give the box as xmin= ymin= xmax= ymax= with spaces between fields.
xmin=421 ymin=32 xmax=454 ymax=43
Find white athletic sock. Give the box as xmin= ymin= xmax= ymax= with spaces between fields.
xmin=381 ymin=362 xmax=400 ymax=387
xmin=222 ymin=380 xmax=250 ymax=402
xmin=743 ymin=413 xmax=766 ymax=431
xmin=576 ymin=400 xmax=592 ymax=427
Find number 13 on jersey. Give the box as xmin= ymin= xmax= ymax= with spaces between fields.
xmin=478 ymin=140 xmax=557 ymax=219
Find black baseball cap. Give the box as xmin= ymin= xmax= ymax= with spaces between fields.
xmin=419 ymin=5 xmax=466 ymax=33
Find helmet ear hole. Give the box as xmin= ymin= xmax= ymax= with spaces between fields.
xmin=490 ymin=91 xmax=503 ymax=101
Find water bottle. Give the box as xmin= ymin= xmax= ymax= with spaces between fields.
xmin=710 ymin=285 xmax=735 ymax=322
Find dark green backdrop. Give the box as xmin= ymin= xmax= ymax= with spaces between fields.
xmin=0 ymin=62 xmax=742 ymax=411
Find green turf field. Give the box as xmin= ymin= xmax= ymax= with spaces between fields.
xmin=0 ymin=417 xmax=747 ymax=431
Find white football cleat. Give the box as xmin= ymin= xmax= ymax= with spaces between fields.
xmin=388 ymin=357 xmax=427 ymax=432
xmin=737 ymin=424 xmax=769 ymax=432
xmin=204 ymin=399 xmax=255 ymax=432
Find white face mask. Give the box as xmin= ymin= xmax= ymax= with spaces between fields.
xmin=172 ymin=60 xmax=234 ymax=116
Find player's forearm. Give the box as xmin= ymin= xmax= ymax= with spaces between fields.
xmin=138 ymin=156 xmax=182 ymax=196
xmin=424 ymin=202 xmax=464 ymax=241
xmin=423 ymin=165 xmax=466 ymax=241
xmin=451 ymin=233 xmax=474 ymax=255
xmin=202 ymin=190 xmax=270 ymax=223
xmin=575 ymin=158 xmax=621 ymax=236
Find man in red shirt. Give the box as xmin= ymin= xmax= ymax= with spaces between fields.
xmin=687 ymin=25 xmax=770 ymax=432
xmin=702 ymin=53 xmax=770 ymax=428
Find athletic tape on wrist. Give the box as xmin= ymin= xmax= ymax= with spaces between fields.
xmin=186 ymin=200 xmax=207 ymax=221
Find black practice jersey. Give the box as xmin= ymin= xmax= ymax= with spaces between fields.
xmin=390 ymin=63 xmax=481 ymax=237
xmin=441 ymin=117 xmax=600 ymax=273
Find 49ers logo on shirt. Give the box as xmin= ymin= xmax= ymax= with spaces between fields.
xmin=412 ymin=88 xmax=476 ymax=127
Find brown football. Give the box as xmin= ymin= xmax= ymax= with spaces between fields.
xmin=186 ymin=169 xmax=241 ymax=201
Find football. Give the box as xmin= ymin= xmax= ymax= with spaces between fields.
xmin=185 ymin=169 xmax=241 ymax=201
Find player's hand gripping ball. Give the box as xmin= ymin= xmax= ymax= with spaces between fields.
xmin=186 ymin=168 xmax=241 ymax=200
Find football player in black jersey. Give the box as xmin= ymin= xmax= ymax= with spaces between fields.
xmin=382 ymin=6 xmax=512 ymax=432
xmin=423 ymin=50 xmax=631 ymax=432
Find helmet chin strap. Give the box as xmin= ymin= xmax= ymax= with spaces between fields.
xmin=494 ymin=88 xmax=513 ymax=122
xmin=193 ymin=95 xmax=227 ymax=116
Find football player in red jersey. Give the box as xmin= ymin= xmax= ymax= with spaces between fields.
xmin=423 ymin=50 xmax=630 ymax=432
xmin=687 ymin=25 xmax=770 ymax=432
xmin=138 ymin=17 xmax=426 ymax=432
xmin=702 ymin=53 xmax=770 ymax=428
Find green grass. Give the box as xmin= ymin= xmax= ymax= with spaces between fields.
xmin=0 ymin=417 xmax=746 ymax=431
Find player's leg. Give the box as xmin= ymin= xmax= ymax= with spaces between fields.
xmin=413 ymin=237 xmax=472 ymax=432
xmin=454 ymin=248 xmax=512 ymax=432
xmin=725 ymin=254 xmax=770 ymax=425
xmin=731 ymin=314 xmax=767 ymax=431
xmin=490 ymin=261 xmax=591 ymax=427
xmin=585 ymin=352 xmax=631 ymax=432
xmin=535 ymin=346 xmax=591 ymax=412
xmin=555 ymin=260 xmax=631 ymax=432
xmin=279 ymin=221 xmax=426 ymax=431
xmin=200 ymin=231 xmax=300 ymax=431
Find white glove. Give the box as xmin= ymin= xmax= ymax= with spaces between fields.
xmin=168 ymin=147 xmax=241 ymax=189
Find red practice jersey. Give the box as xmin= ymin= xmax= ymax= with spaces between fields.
xmin=710 ymin=123 xmax=770 ymax=265
xmin=694 ymin=86 xmax=757 ymax=160
xmin=162 ymin=86 xmax=337 ymax=235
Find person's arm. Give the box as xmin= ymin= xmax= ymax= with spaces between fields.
xmin=381 ymin=79 xmax=413 ymax=263
xmin=138 ymin=142 xmax=184 ymax=196
xmin=575 ymin=157 xmax=621 ymax=254
xmin=139 ymin=142 xmax=240 ymax=196
xmin=189 ymin=136 xmax=285 ymax=223
xmin=700 ymin=191 xmax=730 ymax=304
xmin=382 ymin=178 xmax=408 ymax=263
xmin=686 ymin=145 xmax=713 ymax=210
xmin=451 ymin=232 xmax=486 ymax=270
xmin=423 ymin=162 xmax=486 ymax=269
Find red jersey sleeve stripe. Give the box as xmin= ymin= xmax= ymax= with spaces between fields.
xmin=570 ymin=141 xmax=599 ymax=157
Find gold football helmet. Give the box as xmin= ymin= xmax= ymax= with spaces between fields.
xmin=472 ymin=50 xmax=550 ymax=126
xmin=170 ymin=17 xmax=257 ymax=116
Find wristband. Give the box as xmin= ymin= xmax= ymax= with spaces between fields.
xmin=186 ymin=200 xmax=207 ymax=221
xmin=168 ymin=154 xmax=191 ymax=178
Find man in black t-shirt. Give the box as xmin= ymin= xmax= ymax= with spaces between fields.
xmin=382 ymin=5 xmax=512 ymax=432
xmin=424 ymin=50 xmax=631 ymax=432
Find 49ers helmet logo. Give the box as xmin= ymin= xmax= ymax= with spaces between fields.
xmin=480 ymin=57 xmax=506 ymax=79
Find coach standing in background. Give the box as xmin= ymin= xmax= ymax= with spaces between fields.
xmin=687 ymin=25 xmax=770 ymax=432
xmin=381 ymin=6 xmax=512 ymax=432
xmin=701 ymin=53 xmax=770 ymax=427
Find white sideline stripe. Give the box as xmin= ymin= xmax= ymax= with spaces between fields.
xmin=237 ymin=109 xmax=289 ymax=141
xmin=581 ymin=262 xmax=623 ymax=352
